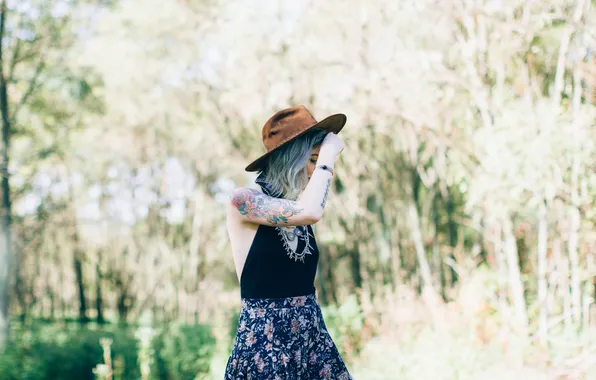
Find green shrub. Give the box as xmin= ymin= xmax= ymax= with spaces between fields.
xmin=320 ymin=294 xmax=365 ymax=360
xmin=151 ymin=322 xmax=216 ymax=380
xmin=0 ymin=322 xmax=139 ymax=380
xmin=228 ymin=310 xmax=240 ymax=344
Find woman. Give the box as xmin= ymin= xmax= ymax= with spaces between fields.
xmin=225 ymin=105 xmax=353 ymax=379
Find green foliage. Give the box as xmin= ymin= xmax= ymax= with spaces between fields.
xmin=0 ymin=322 xmax=139 ymax=380
xmin=320 ymin=295 xmax=365 ymax=360
xmin=151 ymin=322 xmax=216 ymax=380
xmin=0 ymin=321 xmax=218 ymax=380
xmin=3 ymin=0 xmax=596 ymax=377
xmin=228 ymin=310 xmax=240 ymax=346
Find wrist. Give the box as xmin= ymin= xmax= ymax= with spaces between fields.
xmin=316 ymin=164 xmax=334 ymax=176
xmin=317 ymin=149 xmax=337 ymax=165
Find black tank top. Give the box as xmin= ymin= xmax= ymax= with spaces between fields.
xmin=239 ymin=174 xmax=319 ymax=299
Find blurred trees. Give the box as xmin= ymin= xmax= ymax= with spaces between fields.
xmin=0 ymin=0 xmax=105 ymax=347
xmin=0 ymin=0 xmax=594 ymax=374
xmin=201 ymin=0 xmax=595 ymax=343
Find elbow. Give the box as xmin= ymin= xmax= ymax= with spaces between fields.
xmin=306 ymin=208 xmax=322 ymax=225
xmin=296 ymin=201 xmax=322 ymax=225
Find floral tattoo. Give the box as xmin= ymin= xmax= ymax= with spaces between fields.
xmin=232 ymin=188 xmax=304 ymax=224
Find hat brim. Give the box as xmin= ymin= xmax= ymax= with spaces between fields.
xmin=245 ymin=113 xmax=347 ymax=172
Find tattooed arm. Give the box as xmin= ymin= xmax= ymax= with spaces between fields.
xmin=229 ymin=188 xmax=317 ymax=226
xmin=230 ymin=167 xmax=334 ymax=227
xmin=230 ymin=133 xmax=341 ymax=226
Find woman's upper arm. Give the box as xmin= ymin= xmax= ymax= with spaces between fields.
xmin=229 ymin=187 xmax=318 ymax=226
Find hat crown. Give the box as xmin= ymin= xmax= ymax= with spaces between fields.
xmin=261 ymin=105 xmax=318 ymax=152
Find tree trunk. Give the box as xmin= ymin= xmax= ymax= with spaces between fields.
xmin=583 ymin=295 xmax=592 ymax=331
xmin=568 ymin=207 xmax=582 ymax=326
xmin=116 ymin=280 xmax=129 ymax=324
xmin=433 ymin=193 xmax=446 ymax=301
xmin=96 ymin=251 xmax=104 ymax=324
xmin=48 ymin=287 xmax=55 ymax=320
xmin=548 ymin=238 xmax=562 ymax=317
xmin=408 ymin=170 xmax=435 ymax=292
xmin=73 ymin=248 xmax=88 ymax=323
xmin=407 ymin=183 xmax=442 ymax=329
xmin=390 ymin=223 xmax=402 ymax=293
xmin=70 ymin=210 xmax=88 ymax=323
xmin=445 ymin=190 xmax=458 ymax=286
xmin=64 ymin=163 xmax=88 ymax=324
xmin=189 ymin=188 xmax=203 ymax=319
xmin=537 ymin=201 xmax=548 ymax=345
xmin=568 ymin=26 xmax=585 ymax=327
xmin=407 ymin=202 xmax=436 ymax=298
xmin=350 ymin=244 xmax=363 ymax=290
xmin=0 ymin=0 xmax=13 ymax=350
xmin=502 ymin=215 xmax=528 ymax=331
xmin=490 ymin=220 xmax=508 ymax=316
xmin=551 ymin=0 xmax=585 ymax=107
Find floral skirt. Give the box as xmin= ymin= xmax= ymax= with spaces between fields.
xmin=225 ymin=293 xmax=353 ymax=380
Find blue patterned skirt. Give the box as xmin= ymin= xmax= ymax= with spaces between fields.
xmin=225 ymin=293 xmax=353 ymax=379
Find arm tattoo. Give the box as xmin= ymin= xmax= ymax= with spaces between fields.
xmin=321 ymin=178 xmax=331 ymax=208
xmin=232 ymin=188 xmax=304 ymax=225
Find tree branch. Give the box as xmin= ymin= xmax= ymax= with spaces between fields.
xmin=10 ymin=58 xmax=45 ymax=125
xmin=7 ymin=12 xmax=30 ymax=82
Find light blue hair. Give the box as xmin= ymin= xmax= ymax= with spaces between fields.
xmin=260 ymin=128 xmax=328 ymax=200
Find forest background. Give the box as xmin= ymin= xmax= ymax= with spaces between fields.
xmin=0 ymin=0 xmax=595 ymax=379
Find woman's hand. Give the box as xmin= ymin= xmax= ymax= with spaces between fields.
xmin=320 ymin=132 xmax=344 ymax=157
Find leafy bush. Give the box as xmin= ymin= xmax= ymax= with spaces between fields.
xmin=320 ymin=294 xmax=365 ymax=360
xmin=151 ymin=322 xmax=216 ymax=380
xmin=228 ymin=309 xmax=240 ymax=343
xmin=0 ymin=322 xmax=139 ymax=380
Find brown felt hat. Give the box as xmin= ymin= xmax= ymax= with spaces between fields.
xmin=245 ymin=105 xmax=347 ymax=172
